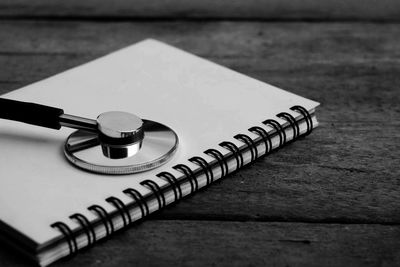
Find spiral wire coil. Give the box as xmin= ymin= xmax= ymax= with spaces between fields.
xmin=51 ymin=105 xmax=314 ymax=256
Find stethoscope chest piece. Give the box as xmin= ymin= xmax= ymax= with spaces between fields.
xmin=64 ymin=114 xmax=178 ymax=175
xmin=0 ymin=98 xmax=178 ymax=175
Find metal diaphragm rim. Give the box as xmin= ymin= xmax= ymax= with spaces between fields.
xmin=63 ymin=119 xmax=178 ymax=175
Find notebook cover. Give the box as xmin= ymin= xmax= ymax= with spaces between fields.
xmin=0 ymin=39 xmax=319 ymax=257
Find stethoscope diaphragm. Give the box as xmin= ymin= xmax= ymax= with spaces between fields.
xmin=64 ymin=119 xmax=178 ymax=174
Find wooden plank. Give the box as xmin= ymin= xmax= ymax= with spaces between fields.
xmin=0 ymin=21 xmax=399 ymax=224
xmin=0 ymin=0 xmax=400 ymax=21
xmin=1 ymin=220 xmax=399 ymax=266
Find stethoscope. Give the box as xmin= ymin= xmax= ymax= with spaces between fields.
xmin=0 ymin=98 xmax=178 ymax=175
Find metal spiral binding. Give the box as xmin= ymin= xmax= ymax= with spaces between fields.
xmin=140 ymin=180 xmax=166 ymax=209
xmin=156 ymin=172 xmax=182 ymax=201
xmin=291 ymin=105 xmax=313 ymax=135
xmin=123 ymin=188 xmax=150 ymax=217
xmin=248 ymin=127 xmax=272 ymax=156
xmin=219 ymin=141 xmax=243 ymax=170
xmin=87 ymin=205 xmax=114 ymax=236
xmin=204 ymin=149 xmax=229 ymax=178
xmin=106 ymin=197 xmax=132 ymax=227
xmin=262 ymin=119 xmax=286 ymax=146
xmin=50 ymin=221 xmax=78 ymax=256
xmin=173 ymin=164 xmax=198 ymax=193
xmin=69 ymin=213 xmax=96 ymax=248
xmin=189 ymin=157 xmax=214 ymax=184
xmin=277 ymin=112 xmax=300 ymax=142
xmin=234 ymin=134 xmax=259 ymax=161
xmin=50 ymin=105 xmax=313 ymax=257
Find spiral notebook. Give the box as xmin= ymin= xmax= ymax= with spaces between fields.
xmin=0 ymin=39 xmax=319 ymax=266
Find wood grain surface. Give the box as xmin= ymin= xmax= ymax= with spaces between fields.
xmin=1 ymin=0 xmax=400 ymax=21
xmin=0 ymin=19 xmax=399 ymax=266
xmin=1 ymin=221 xmax=400 ymax=267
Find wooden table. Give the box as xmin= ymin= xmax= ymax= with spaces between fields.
xmin=1 ymin=2 xmax=399 ymax=266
